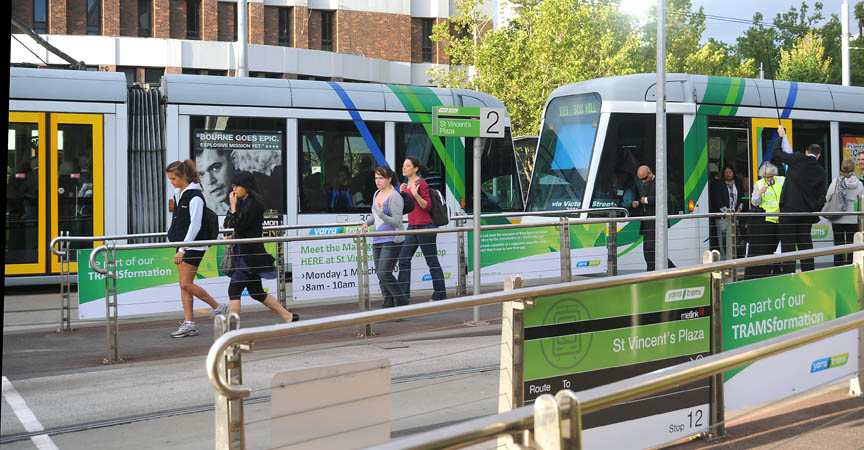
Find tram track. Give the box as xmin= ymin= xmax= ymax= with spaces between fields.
xmin=0 ymin=364 xmax=499 ymax=444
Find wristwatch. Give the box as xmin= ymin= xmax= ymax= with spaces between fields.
xmin=178 ymin=247 xmax=186 ymax=254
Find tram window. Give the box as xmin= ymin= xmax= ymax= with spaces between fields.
xmin=6 ymin=124 xmax=40 ymax=264
xmin=526 ymin=93 xmax=602 ymax=212
xmin=465 ymin=129 xmax=523 ymax=213
xmin=298 ymin=119 xmax=384 ymax=213
xmin=395 ymin=123 xmax=446 ymax=196
xmin=589 ymin=114 xmax=685 ymax=216
xmin=790 ymin=120 xmax=830 ymax=185
xmin=189 ymin=116 xmax=286 ymax=218
xmin=840 ymin=123 xmax=864 ymax=178
xmin=57 ymin=125 xmax=95 ymax=255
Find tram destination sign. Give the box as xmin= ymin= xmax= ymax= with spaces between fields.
xmin=432 ymin=106 xmax=506 ymax=138
xmin=193 ymin=130 xmax=282 ymax=151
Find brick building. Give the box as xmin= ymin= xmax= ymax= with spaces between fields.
xmin=10 ymin=0 xmax=501 ymax=86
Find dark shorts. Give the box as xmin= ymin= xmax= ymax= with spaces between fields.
xmin=178 ymin=249 xmax=206 ymax=267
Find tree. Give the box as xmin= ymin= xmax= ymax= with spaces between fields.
xmin=857 ymin=1 xmax=864 ymax=32
xmin=735 ymin=13 xmax=780 ymax=77
xmin=776 ymin=30 xmax=832 ymax=83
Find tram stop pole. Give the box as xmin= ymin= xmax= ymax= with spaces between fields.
xmin=472 ymin=137 xmax=483 ymax=322
xmin=655 ymin=0 xmax=669 ymax=271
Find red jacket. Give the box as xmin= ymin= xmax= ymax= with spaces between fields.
xmin=405 ymin=178 xmax=434 ymax=226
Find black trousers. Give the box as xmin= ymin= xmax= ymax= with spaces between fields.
xmin=779 ymin=216 xmax=815 ymax=273
xmin=641 ymin=221 xmax=676 ymax=272
xmin=832 ymin=223 xmax=857 ymax=266
xmin=744 ymin=218 xmax=781 ymax=279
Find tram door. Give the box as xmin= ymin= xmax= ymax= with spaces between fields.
xmin=707 ymin=118 xmax=752 ymax=194
xmin=5 ymin=112 xmax=103 ymax=275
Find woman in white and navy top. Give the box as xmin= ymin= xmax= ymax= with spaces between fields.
xmin=362 ymin=166 xmax=407 ymax=308
xmin=166 ymin=160 xmax=227 ymax=338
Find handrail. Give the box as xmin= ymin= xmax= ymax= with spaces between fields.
xmin=204 ymin=243 xmax=864 ymax=400
xmin=368 ymin=309 xmax=864 ymax=450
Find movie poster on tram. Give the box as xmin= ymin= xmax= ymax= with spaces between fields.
xmin=290 ymin=225 xmax=458 ymax=301
xmin=842 ymin=136 xmax=864 ymax=178
xmin=76 ymin=245 xmax=277 ymax=319
xmin=519 ymin=274 xmax=712 ymax=449
xmin=722 ymin=265 xmax=860 ymax=411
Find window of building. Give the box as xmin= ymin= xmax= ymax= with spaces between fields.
xmin=187 ymin=0 xmax=201 ymax=40
xmin=233 ymin=3 xmax=238 ymax=41
xmin=138 ymin=0 xmax=152 ymax=37
xmin=299 ymin=119 xmax=385 ymax=213
xmin=145 ymin=68 xmax=164 ymax=85
xmin=87 ymin=0 xmax=101 ymax=35
xmin=117 ymin=66 xmax=137 ymax=86
xmin=33 ymin=0 xmax=48 ymax=34
xmin=321 ymin=11 xmax=334 ymax=52
xmin=421 ymin=19 xmax=434 ymax=62
xmin=278 ymin=7 xmax=291 ymax=47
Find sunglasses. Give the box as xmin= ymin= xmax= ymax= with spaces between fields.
xmin=640 ymin=174 xmax=651 ymax=181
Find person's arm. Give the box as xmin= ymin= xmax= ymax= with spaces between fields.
xmin=181 ymin=195 xmax=204 ymax=244
xmin=412 ymin=180 xmax=430 ymax=210
xmin=377 ymin=194 xmax=403 ymax=228
xmin=232 ymin=199 xmax=262 ymax=236
xmin=772 ymin=126 xmax=794 ymax=164
xmin=750 ymin=184 xmax=763 ymax=207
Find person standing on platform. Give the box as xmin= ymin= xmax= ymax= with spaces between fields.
xmin=224 ymin=172 xmax=298 ymax=322
xmin=166 ymin=160 xmax=227 ymax=338
xmin=398 ymin=156 xmax=447 ymax=302
xmin=710 ymin=166 xmax=745 ymax=259
xmin=771 ymin=125 xmax=826 ymax=273
xmin=634 ymin=165 xmax=675 ymax=271
xmin=826 ymin=160 xmax=863 ymax=266
xmin=744 ymin=162 xmax=784 ymax=279
xmin=363 ymin=166 xmax=407 ymax=308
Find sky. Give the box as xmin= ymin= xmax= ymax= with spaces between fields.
xmin=689 ymin=0 xmax=862 ymax=45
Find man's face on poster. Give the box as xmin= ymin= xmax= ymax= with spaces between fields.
xmin=197 ymin=150 xmax=232 ymax=213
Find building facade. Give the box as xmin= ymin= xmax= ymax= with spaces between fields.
xmin=10 ymin=0 xmax=500 ymax=86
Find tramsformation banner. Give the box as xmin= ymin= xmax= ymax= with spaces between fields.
xmin=722 ymin=265 xmax=860 ymax=411
xmin=76 ymin=245 xmax=278 ymax=319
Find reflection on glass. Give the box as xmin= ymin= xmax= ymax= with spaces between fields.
xmin=526 ymin=93 xmax=602 ymax=211
xmin=6 ymin=123 xmax=40 ymax=264
xmin=465 ymin=129 xmax=523 ymax=213
xmin=57 ymin=124 xmax=94 ymax=259
xmin=396 ymin=123 xmax=447 ymax=195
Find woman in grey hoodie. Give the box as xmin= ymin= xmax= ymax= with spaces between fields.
xmin=362 ymin=166 xmax=407 ymax=307
xmin=827 ymin=159 xmax=864 ymax=266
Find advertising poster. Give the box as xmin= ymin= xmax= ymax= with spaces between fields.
xmin=842 ymin=136 xmax=864 ymax=178
xmin=77 ymin=245 xmax=278 ymax=319
xmin=467 ymin=223 xmax=607 ymax=284
xmin=722 ymin=265 xmax=860 ymax=411
xmin=522 ymin=275 xmax=712 ymax=449
xmin=290 ymin=225 xmax=458 ymax=301
xmin=193 ymin=129 xmax=284 ymax=216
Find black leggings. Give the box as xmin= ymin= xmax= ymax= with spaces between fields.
xmin=228 ymin=277 xmax=268 ymax=302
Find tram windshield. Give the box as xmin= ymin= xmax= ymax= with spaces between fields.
xmin=526 ymin=93 xmax=601 ymax=211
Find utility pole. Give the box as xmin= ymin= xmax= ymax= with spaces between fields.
xmin=655 ymin=0 xmax=668 ymax=270
xmin=842 ymin=0 xmax=851 ymax=86
xmin=237 ymin=0 xmax=248 ymax=77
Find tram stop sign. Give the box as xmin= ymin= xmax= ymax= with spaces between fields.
xmin=433 ymin=106 xmax=506 ymax=138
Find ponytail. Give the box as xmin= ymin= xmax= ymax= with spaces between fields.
xmin=166 ymin=159 xmax=201 ymax=184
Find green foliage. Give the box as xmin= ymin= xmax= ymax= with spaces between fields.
xmin=776 ymin=30 xmax=832 ymax=83
xmin=857 ymin=1 xmax=864 ymax=28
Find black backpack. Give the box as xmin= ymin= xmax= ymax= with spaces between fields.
xmin=190 ymin=191 xmax=219 ymax=241
xmin=429 ymin=188 xmax=449 ymax=226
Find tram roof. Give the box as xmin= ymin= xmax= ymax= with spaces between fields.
xmin=545 ymin=73 xmax=864 ymax=114
xmin=160 ymin=74 xmax=507 ymax=114
xmin=9 ymin=67 xmax=127 ymax=103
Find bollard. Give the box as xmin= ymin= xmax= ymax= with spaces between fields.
xmin=704 ymin=249 xmax=726 ymax=440
xmin=456 ymin=218 xmax=467 ymax=297
xmin=58 ymin=231 xmax=75 ymax=333
xmin=555 ymin=390 xmax=583 ymax=449
xmin=852 ymin=232 xmax=864 ymax=397
xmin=559 ymin=217 xmax=572 ymax=283
xmin=355 ymin=233 xmax=373 ymax=337
xmin=533 ymin=394 xmax=564 ymax=450
xmin=277 ymin=236 xmax=287 ymax=308
xmin=214 ymin=313 xmax=246 ymax=450
xmin=103 ymin=243 xmax=122 ymax=364
xmin=497 ymin=275 xmax=527 ymax=449
xmin=607 ymin=220 xmax=618 ymax=277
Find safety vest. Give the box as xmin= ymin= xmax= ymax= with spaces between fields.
xmin=755 ymin=176 xmax=785 ymax=223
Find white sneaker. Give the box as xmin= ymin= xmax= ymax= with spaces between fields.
xmin=214 ymin=303 xmax=228 ymax=316
xmin=170 ymin=321 xmax=198 ymax=338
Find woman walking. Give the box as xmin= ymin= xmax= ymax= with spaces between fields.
xmin=827 ymin=159 xmax=864 ymax=266
xmin=166 ymin=160 xmax=227 ymax=338
xmin=397 ymin=157 xmax=447 ymax=302
xmin=362 ymin=166 xmax=407 ymax=308
xmin=225 ymin=172 xmax=298 ymax=321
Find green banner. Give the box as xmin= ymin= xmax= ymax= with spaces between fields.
xmin=467 ymin=223 xmax=606 ymax=270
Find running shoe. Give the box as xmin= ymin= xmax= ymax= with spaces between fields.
xmin=170 ymin=322 xmax=199 ymax=338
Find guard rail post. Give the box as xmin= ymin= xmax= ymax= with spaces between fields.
xmin=859 ymin=195 xmax=864 ymax=233
xmin=356 ymin=231 xmax=373 ymax=337
xmin=58 ymin=231 xmax=75 ymax=332
xmin=277 ymin=231 xmax=287 ymax=308
xmin=555 ymin=390 xmax=583 ymax=449
xmin=103 ymin=242 xmax=122 ymax=364
xmin=456 ymin=218 xmax=468 ymax=297
xmin=532 ymin=393 xmax=564 ymax=450
xmin=852 ymin=232 xmax=864 ymax=397
xmin=723 ymin=213 xmax=736 ymax=282
xmin=497 ymin=275 xmax=527 ymax=448
xmin=559 ymin=217 xmax=572 ymax=283
xmin=607 ymin=219 xmax=618 ymax=277
xmin=705 ymin=249 xmax=726 ymax=440
xmin=214 ymin=313 xmax=246 ymax=450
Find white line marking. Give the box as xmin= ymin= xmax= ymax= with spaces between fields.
xmin=2 ymin=376 xmax=60 ymax=450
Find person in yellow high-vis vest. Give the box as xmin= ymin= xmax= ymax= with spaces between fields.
xmin=744 ymin=162 xmax=785 ymax=279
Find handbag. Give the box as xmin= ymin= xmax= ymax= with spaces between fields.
xmin=821 ymin=178 xmax=846 ymax=221
xmin=220 ymin=244 xmax=235 ymax=277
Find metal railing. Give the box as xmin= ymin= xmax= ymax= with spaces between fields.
xmin=204 ymin=242 xmax=864 ymax=449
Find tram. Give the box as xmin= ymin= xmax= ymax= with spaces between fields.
xmin=7 ymin=67 xmax=524 ymax=283
xmin=524 ymin=73 xmax=864 ymax=270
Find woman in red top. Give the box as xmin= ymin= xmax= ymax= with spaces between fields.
xmin=397 ymin=157 xmax=447 ymax=301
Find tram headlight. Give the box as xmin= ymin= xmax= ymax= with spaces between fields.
xmin=688 ymin=200 xmax=695 ymax=212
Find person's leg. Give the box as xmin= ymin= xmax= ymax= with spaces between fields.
xmin=709 ymin=219 xmax=720 ymax=254
xmin=417 ymin=227 xmax=447 ymax=300
xmin=244 ymin=277 xmax=295 ymax=321
xmin=832 ymin=223 xmax=845 ymax=266
xmin=778 ymin=218 xmax=797 ymax=274
xmin=377 ymin=242 xmax=404 ymax=306
xmin=178 ymin=260 xmax=220 ymax=310
xmin=372 ymin=244 xmax=393 ymax=308
xmin=397 ymin=233 xmax=420 ymax=300
xmin=641 ymin=223 xmax=656 ymax=272
xmin=840 ymin=224 xmax=855 ymax=265
xmin=227 ymin=279 xmax=244 ymax=314
xmin=177 ymin=262 xmax=197 ymax=323
xmin=745 ymin=219 xmax=766 ymax=279
xmin=797 ymin=221 xmax=815 ymax=271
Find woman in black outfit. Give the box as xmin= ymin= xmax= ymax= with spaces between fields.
xmin=224 ymin=172 xmax=298 ymax=322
